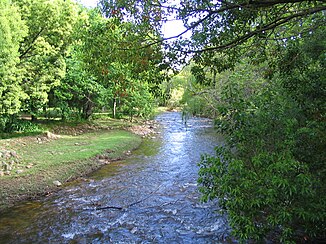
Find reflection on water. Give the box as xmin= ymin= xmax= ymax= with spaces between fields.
xmin=0 ymin=112 xmax=231 ymax=243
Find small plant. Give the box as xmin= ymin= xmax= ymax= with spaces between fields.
xmin=10 ymin=120 xmax=42 ymax=133
xmin=0 ymin=115 xmax=42 ymax=134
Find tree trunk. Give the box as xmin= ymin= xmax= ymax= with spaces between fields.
xmin=113 ymin=98 xmax=117 ymax=119
xmin=31 ymin=114 xmax=37 ymax=122
xmin=130 ymin=111 xmax=133 ymax=122
xmin=61 ymin=108 xmax=66 ymax=121
xmin=83 ymin=100 xmax=93 ymax=120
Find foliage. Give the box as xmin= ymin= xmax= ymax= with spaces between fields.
xmin=198 ymin=33 xmax=326 ymax=242
xmin=0 ymin=1 xmax=165 ymax=130
xmin=122 ymin=80 xmax=155 ymax=120
xmin=53 ymin=46 xmax=107 ymax=120
xmin=178 ymin=67 xmax=211 ymax=116
xmin=100 ymin=0 xmax=325 ymax=66
xmin=13 ymin=0 xmax=79 ymax=119
xmin=0 ymin=117 xmax=42 ymax=134
xmin=0 ymin=0 xmax=27 ymax=128
xmin=1 ymin=1 xmax=324 ymax=242
xmin=279 ymin=28 xmax=326 ymax=121
xmin=70 ymin=8 xmax=164 ymax=119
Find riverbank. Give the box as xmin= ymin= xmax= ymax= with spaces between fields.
xmin=0 ymin=112 xmax=232 ymax=243
xmin=0 ymin=119 xmax=158 ymax=212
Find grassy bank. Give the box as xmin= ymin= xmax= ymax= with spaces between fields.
xmin=0 ymin=126 xmax=142 ymax=212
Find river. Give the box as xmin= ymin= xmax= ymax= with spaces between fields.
xmin=0 ymin=112 xmax=231 ymax=243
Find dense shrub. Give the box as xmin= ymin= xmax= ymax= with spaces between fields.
xmin=198 ymin=32 xmax=325 ymax=242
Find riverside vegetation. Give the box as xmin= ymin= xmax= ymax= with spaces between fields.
xmin=1 ymin=0 xmax=325 ymax=242
xmin=106 ymin=0 xmax=325 ymax=242
xmin=1 ymin=0 xmax=166 ymax=212
xmin=0 ymin=116 xmax=163 ymax=211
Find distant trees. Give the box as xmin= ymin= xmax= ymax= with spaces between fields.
xmin=53 ymin=8 xmax=163 ymax=120
xmin=0 ymin=0 xmax=165 ymax=132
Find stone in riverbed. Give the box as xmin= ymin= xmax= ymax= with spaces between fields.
xmin=53 ymin=180 xmax=62 ymax=187
xmin=46 ymin=132 xmax=60 ymax=139
xmin=10 ymin=151 xmax=18 ymax=157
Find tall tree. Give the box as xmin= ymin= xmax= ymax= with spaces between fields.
xmin=77 ymin=9 xmax=163 ymax=118
xmin=13 ymin=0 xmax=79 ymax=120
xmin=0 ymin=0 xmax=27 ymax=130
xmin=53 ymin=8 xmax=163 ymax=120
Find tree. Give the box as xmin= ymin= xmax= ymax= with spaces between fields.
xmin=52 ymin=47 xmax=107 ymax=120
xmin=47 ymin=7 xmax=109 ymax=120
xmin=278 ymin=28 xmax=326 ymax=205
xmin=75 ymin=8 xmax=164 ymax=118
xmin=50 ymin=7 xmax=163 ymax=121
xmin=13 ymin=0 xmax=79 ymax=120
xmin=0 ymin=0 xmax=27 ymax=131
xmin=100 ymin=0 xmax=325 ymax=66
xmin=196 ymin=36 xmax=325 ymax=242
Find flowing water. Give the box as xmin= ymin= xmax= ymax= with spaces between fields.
xmin=0 ymin=112 xmax=232 ymax=243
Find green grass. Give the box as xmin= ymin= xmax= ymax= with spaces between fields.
xmin=0 ymin=129 xmax=142 ymax=211
xmin=18 ymin=130 xmax=138 ymax=171
xmin=93 ymin=117 xmax=137 ymax=128
xmin=0 ymin=115 xmax=136 ymax=139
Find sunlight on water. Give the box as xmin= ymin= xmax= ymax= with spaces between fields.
xmin=0 ymin=112 xmax=232 ymax=243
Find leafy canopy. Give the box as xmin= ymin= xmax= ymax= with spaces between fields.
xmin=100 ymin=0 xmax=326 ymax=66
xmin=0 ymin=0 xmax=27 ymax=115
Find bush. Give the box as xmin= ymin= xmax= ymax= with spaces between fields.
xmin=12 ymin=120 xmax=42 ymax=133
xmin=0 ymin=114 xmax=42 ymax=134
xmin=198 ymin=57 xmax=326 ymax=242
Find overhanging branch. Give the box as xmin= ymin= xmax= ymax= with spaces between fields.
xmin=112 ymin=1 xmax=325 ymax=54
xmin=180 ymin=5 xmax=326 ymax=53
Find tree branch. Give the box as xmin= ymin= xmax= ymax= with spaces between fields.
xmin=119 ymin=11 xmax=214 ymax=51
xmin=19 ymin=27 xmax=45 ymax=59
xmin=155 ymin=0 xmax=324 ymax=15
xmin=113 ymin=1 xmax=325 ymax=54
xmin=219 ymin=0 xmax=324 ymax=11
xmin=182 ymin=5 xmax=326 ymax=53
xmin=79 ymin=185 xmax=162 ymax=211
